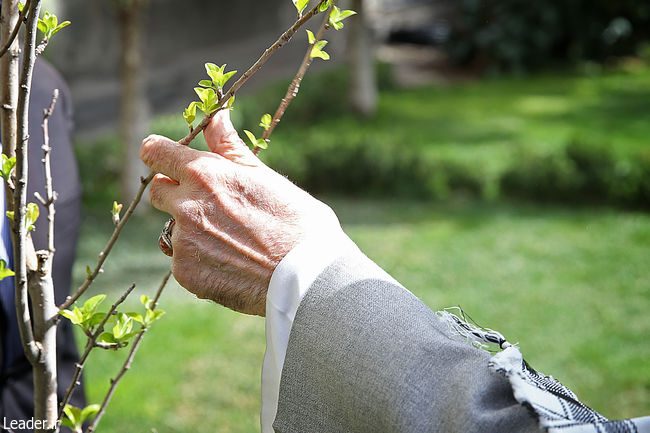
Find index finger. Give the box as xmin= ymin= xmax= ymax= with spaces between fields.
xmin=140 ymin=134 xmax=204 ymax=182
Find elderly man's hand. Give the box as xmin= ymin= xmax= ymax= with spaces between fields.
xmin=139 ymin=110 xmax=339 ymax=316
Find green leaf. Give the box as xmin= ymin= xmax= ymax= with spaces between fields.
xmin=243 ymin=130 xmax=258 ymax=148
xmin=127 ymin=312 xmax=144 ymax=324
xmin=26 ymin=202 xmax=39 ymax=231
xmin=198 ymin=79 xmax=213 ymax=88
xmin=140 ymin=295 xmax=153 ymax=309
xmin=63 ymin=404 xmax=81 ymax=427
xmin=310 ymin=40 xmax=330 ymax=60
xmin=45 ymin=12 xmax=57 ymax=30
xmin=183 ymin=101 xmax=198 ymax=125
xmin=58 ymin=309 xmax=77 ymax=323
xmin=50 ymin=21 xmax=71 ymax=37
xmin=111 ymin=201 xmax=123 ymax=217
xmin=71 ymin=306 xmax=84 ymax=325
xmin=86 ymin=265 xmax=92 ymax=277
xmin=1 ymin=154 xmax=16 ymax=181
xmin=319 ymin=0 xmax=331 ymax=12
xmin=0 ymin=259 xmax=15 ymax=281
xmin=306 ymin=29 xmax=316 ymax=44
xmin=5 ymin=211 xmax=13 ymax=221
xmin=97 ymin=332 xmax=117 ymax=344
xmin=18 ymin=3 xmax=25 ymax=12
xmin=259 ymin=113 xmax=272 ymax=130
xmin=80 ymin=404 xmax=100 ymax=424
xmin=338 ymin=10 xmax=357 ymax=20
xmin=225 ymin=95 xmax=236 ymax=110
xmin=329 ymin=6 xmax=356 ymax=30
xmin=37 ymin=19 xmax=48 ymax=36
xmin=293 ymin=0 xmax=309 ymax=15
xmin=144 ymin=308 xmax=165 ymax=326
xmin=112 ymin=313 xmax=133 ymax=340
xmin=82 ymin=294 xmax=106 ymax=315
xmin=220 ymin=70 xmax=237 ymax=88
xmin=60 ymin=417 xmax=75 ymax=430
xmin=205 ymin=62 xmax=218 ymax=73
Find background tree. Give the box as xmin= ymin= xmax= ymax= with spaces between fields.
xmin=114 ymin=0 xmax=151 ymax=205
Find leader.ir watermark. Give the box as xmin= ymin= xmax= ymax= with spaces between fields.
xmin=2 ymin=417 xmax=61 ymax=431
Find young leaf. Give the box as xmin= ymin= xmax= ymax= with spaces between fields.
xmin=319 ymin=0 xmax=331 ymax=12
xmin=86 ymin=265 xmax=92 ymax=277
xmin=140 ymin=295 xmax=153 ymax=309
xmin=5 ymin=211 xmax=13 ymax=221
xmin=79 ymin=404 xmax=101 ymax=424
xmin=225 ymin=95 xmax=236 ymax=110
xmin=144 ymin=308 xmax=166 ymax=326
xmin=310 ymin=40 xmax=330 ymax=60
xmin=97 ymin=332 xmax=117 ymax=344
xmin=1 ymin=154 xmax=16 ymax=181
xmin=198 ymin=79 xmax=213 ymax=88
xmin=183 ymin=101 xmax=198 ymax=125
xmin=259 ymin=113 xmax=272 ymax=130
xmin=306 ymin=29 xmax=316 ymax=44
xmin=111 ymin=201 xmax=123 ymax=225
xmin=243 ymin=130 xmax=258 ymax=148
xmin=58 ymin=309 xmax=77 ymax=323
xmin=26 ymin=202 xmax=39 ymax=231
xmin=329 ymin=6 xmax=356 ymax=30
xmin=127 ymin=312 xmax=144 ymax=324
xmin=63 ymin=404 xmax=81 ymax=428
xmin=82 ymin=294 xmax=106 ymax=315
xmin=112 ymin=313 xmax=133 ymax=340
xmin=37 ymin=19 xmax=48 ymax=36
xmin=0 ymin=259 xmax=15 ymax=281
xmin=293 ymin=0 xmax=310 ymax=15
xmin=50 ymin=21 xmax=71 ymax=37
xmin=220 ymin=70 xmax=237 ymax=88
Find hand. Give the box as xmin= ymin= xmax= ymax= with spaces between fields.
xmin=139 ymin=110 xmax=339 ymax=316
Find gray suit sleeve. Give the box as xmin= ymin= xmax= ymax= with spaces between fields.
xmin=273 ymin=250 xmax=542 ymax=433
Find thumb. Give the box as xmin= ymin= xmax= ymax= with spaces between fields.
xmin=204 ymin=109 xmax=259 ymax=166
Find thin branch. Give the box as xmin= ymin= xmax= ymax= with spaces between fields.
xmin=41 ymin=88 xmax=58 ymax=254
xmin=254 ymin=1 xmax=335 ymax=155
xmin=178 ymin=0 xmax=328 ymax=146
xmin=0 ymin=0 xmax=31 ymax=59
xmin=85 ymin=270 xmax=172 ymax=433
xmin=13 ymin=0 xmax=43 ymax=365
xmin=59 ymin=172 xmax=154 ymax=310
xmin=55 ymin=283 xmax=137 ymax=430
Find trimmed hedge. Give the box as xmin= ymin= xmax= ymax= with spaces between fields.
xmin=501 ymin=141 xmax=650 ymax=209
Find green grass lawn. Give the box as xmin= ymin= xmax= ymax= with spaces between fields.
xmin=71 ymin=200 xmax=649 ymax=432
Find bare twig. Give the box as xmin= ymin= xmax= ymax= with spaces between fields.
xmin=55 ymin=283 xmax=137 ymax=430
xmin=85 ymin=270 xmax=172 ymax=433
xmin=0 ymin=0 xmax=31 ymax=58
xmin=254 ymin=1 xmax=336 ymax=155
xmin=179 ymin=0 xmax=328 ymax=146
xmin=41 ymin=89 xmax=59 ymax=254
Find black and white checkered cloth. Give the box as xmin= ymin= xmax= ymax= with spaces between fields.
xmin=437 ymin=308 xmax=650 ymax=433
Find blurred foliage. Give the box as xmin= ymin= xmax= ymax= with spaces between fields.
xmin=447 ymin=0 xmax=650 ymax=74
xmin=75 ymin=63 xmax=650 ymax=211
xmin=501 ymin=141 xmax=650 ymax=208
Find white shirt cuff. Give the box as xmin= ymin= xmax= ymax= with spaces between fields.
xmin=260 ymin=228 xmax=359 ymax=433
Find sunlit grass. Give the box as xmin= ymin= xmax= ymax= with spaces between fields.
xmin=73 ymin=200 xmax=649 ymax=431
